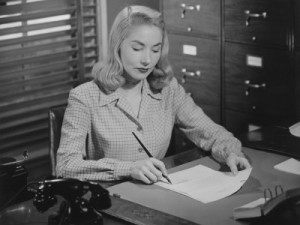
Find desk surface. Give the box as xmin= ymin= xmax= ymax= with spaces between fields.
xmin=107 ymin=147 xmax=300 ymax=225
xmin=1 ymin=147 xmax=299 ymax=225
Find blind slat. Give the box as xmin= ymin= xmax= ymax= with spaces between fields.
xmin=0 ymin=49 xmax=78 ymax=68
xmin=0 ymin=88 xmax=71 ymax=107
xmin=0 ymin=38 xmax=78 ymax=59
xmin=0 ymin=102 xmax=67 ymax=122
xmin=0 ymin=59 xmax=79 ymax=82
xmin=0 ymin=29 xmax=77 ymax=47
xmin=0 ymin=0 xmax=76 ymax=15
xmin=1 ymin=123 xmax=48 ymax=140
xmin=0 ymin=18 xmax=76 ymax=36
xmin=0 ymin=71 xmax=77 ymax=92
xmin=1 ymin=111 xmax=47 ymax=128
xmin=0 ymin=132 xmax=48 ymax=150
xmin=0 ymin=93 xmax=69 ymax=117
xmin=0 ymin=80 xmax=75 ymax=103
xmin=0 ymin=7 xmax=76 ymax=24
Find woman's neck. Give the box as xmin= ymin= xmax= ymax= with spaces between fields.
xmin=119 ymin=80 xmax=143 ymax=117
xmin=119 ymin=80 xmax=143 ymax=96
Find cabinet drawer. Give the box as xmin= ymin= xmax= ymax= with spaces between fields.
xmin=201 ymin=104 xmax=220 ymax=123
xmin=224 ymin=0 xmax=290 ymax=47
xmin=163 ymin=0 xmax=220 ymax=37
xmin=224 ymin=43 xmax=290 ymax=115
xmin=224 ymin=109 xmax=273 ymax=135
xmin=168 ymin=34 xmax=220 ymax=106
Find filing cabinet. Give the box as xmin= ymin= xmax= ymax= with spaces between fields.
xmin=223 ymin=0 xmax=296 ymax=134
xmin=168 ymin=34 xmax=220 ymax=110
xmin=163 ymin=0 xmax=220 ymax=37
xmin=162 ymin=0 xmax=221 ymax=154
xmin=162 ymin=0 xmax=221 ymax=123
xmin=224 ymin=43 xmax=290 ymax=116
xmin=224 ymin=0 xmax=290 ymax=47
xmin=162 ymin=0 xmax=299 ymax=142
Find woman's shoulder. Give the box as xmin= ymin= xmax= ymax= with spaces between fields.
xmin=70 ymin=80 xmax=102 ymax=99
xmin=162 ymin=77 xmax=181 ymax=94
xmin=160 ymin=77 xmax=188 ymax=105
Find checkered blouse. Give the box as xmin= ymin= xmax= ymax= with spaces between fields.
xmin=56 ymin=78 xmax=243 ymax=181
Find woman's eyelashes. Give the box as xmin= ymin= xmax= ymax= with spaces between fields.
xmin=152 ymin=48 xmax=161 ymax=53
xmin=131 ymin=46 xmax=161 ymax=53
xmin=132 ymin=46 xmax=142 ymax=51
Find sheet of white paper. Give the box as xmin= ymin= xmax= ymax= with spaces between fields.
xmin=156 ymin=165 xmax=252 ymax=203
xmin=274 ymin=158 xmax=300 ymax=175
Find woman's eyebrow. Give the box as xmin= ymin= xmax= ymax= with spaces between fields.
xmin=131 ymin=40 xmax=162 ymax=47
xmin=131 ymin=40 xmax=144 ymax=46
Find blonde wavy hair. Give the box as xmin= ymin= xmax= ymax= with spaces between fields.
xmin=92 ymin=5 xmax=173 ymax=93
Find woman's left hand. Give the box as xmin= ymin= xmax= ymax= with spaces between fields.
xmin=226 ymin=153 xmax=252 ymax=175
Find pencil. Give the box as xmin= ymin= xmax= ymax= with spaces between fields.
xmin=132 ymin=132 xmax=172 ymax=184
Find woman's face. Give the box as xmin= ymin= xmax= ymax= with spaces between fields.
xmin=120 ymin=24 xmax=162 ymax=83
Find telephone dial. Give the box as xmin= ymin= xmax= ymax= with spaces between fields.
xmin=32 ymin=178 xmax=111 ymax=225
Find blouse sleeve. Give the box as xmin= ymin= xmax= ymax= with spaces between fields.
xmin=171 ymin=78 xmax=245 ymax=163
xmin=56 ymin=88 xmax=133 ymax=181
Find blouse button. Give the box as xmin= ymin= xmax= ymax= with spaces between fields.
xmin=138 ymin=147 xmax=143 ymax=152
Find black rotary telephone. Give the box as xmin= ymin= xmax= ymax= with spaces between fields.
xmin=32 ymin=178 xmax=111 ymax=225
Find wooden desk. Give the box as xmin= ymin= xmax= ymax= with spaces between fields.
xmin=0 ymin=150 xmax=203 ymax=225
xmin=105 ymin=147 xmax=300 ymax=225
xmin=0 ymin=148 xmax=299 ymax=225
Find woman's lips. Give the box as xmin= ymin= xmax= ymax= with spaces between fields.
xmin=137 ymin=68 xmax=149 ymax=73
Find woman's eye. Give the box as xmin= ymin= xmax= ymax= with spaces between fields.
xmin=132 ymin=47 xmax=142 ymax=51
xmin=152 ymin=48 xmax=161 ymax=53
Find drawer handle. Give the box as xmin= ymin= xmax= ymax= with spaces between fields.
xmin=182 ymin=68 xmax=201 ymax=77
xmin=244 ymin=10 xmax=267 ymax=26
xmin=181 ymin=68 xmax=201 ymax=83
xmin=180 ymin=3 xmax=201 ymax=18
xmin=244 ymin=80 xmax=266 ymax=96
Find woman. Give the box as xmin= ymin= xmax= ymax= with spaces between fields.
xmin=56 ymin=5 xmax=251 ymax=184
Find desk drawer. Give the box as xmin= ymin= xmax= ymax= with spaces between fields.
xmin=168 ymin=34 xmax=220 ymax=106
xmin=224 ymin=43 xmax=290 ymax=115
xmin=163 ymin=0 xmax=220 ymax=37
xmin=224 ymin=0 xmax=290 ymax=47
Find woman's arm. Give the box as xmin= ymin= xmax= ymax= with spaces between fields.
xmin=171 ymin=78 xmax=250 ymax=171
xmin=56 ymin=88 xmax=133 ymax=181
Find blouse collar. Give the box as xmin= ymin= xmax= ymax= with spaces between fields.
xmin=98 ymin=79 xmax=162 ymax=107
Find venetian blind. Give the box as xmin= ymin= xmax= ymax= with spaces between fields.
xmin=0 ymin=0 xmax=100 ymax=158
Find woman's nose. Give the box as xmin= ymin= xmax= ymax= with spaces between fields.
xmin=140 ymin=50 xmax=151 ymax=66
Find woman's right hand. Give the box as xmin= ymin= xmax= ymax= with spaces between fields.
xmin=130 ymin=158 xmax=168 ymax=184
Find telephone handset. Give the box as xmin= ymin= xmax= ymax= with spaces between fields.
xmin=32 ymin=178 xmax=111 ymax=225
